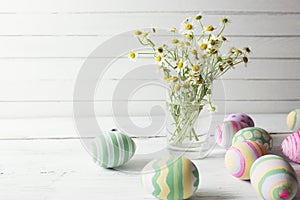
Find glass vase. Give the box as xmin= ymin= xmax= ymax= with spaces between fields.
xmin=166 ymin=100 xmax=216 ymax=159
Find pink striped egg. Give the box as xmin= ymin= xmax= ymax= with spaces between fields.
xmin=215 ymin=121 xmax=249 ymax=149
xmin=224 ymin=113 xmax=255 ymax=127
xmin=281 ymin=131 xmax=300 ymax=164
xmin=225 ymin=140 xmax=268 ymax=180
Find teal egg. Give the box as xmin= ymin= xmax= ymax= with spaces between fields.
xmin=141 ymin=156 xmax=199 ymax=200
xmin=232 ymin=127 xmax=273 ymax=151
xmin=92 ymin=129 xmax=136 ymax=168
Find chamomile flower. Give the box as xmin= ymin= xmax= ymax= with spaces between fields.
xmin=128 ymin=51 xmax=138 ymax=62
xmin=179 ymin=17 xmax=196 ymax=34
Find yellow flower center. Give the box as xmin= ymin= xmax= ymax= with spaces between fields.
xmin=163 ymin=75 xmax=168 ymax=80
xmin=222 ymin=18 xmax=229 ymax=24
xmin=200 ymin=43 xmax=207 ymax=50
xmin=185 ymin=23 xmax=193 ymax=30
xmin=134 ymin=30 xmax=142 ymax=35
xmin=210 ymin=39 xmax=217 ymax=45
xmin=171 ymin=76 xmax=179 ymax=82
xmin=171 ymin=38 xmax=179 ymax=44
xmin=192 ymin=65 xmax=199 ymax=71
xmin=129 ymin=52 xmax=136 ymax=59
xmin=186 ymin=34 xmax=193 ymax=40
xmin=235 ymin=49 xmax=242 ymax=54
xmin=178 ymin=41 xmax=184 ymax=47
xmin=156 ymin=56 xmax=162 ymax=62
xmin=196 ymin=79 xmax=202 ymax=84
xmin=185 ymin=42 xmax=191 ymax=46
xmin=158 ymin=47 xmax=163 ymax=54
xmin=206 ymin=25 xmax=214 ymax=32
xmin=195 ymin=15 xmax=202 ymax=20
xmin=174 ymin=85 xmax=181 ymax=91
xmin=177 ymin=61 xmax=183 ymax=69
xmin=183 ymin=83 xmax=189 ymax=89
xmin=244 ymin=47 xmax=251 ymax=53
xmin=170 ymin=27 xmax=177 ymax=33
xmin=191 ymin=49 xmax=197 ymax=55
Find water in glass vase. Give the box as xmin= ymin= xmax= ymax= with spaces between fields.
xmin=166 ymin=101 xmax=216 ymax=159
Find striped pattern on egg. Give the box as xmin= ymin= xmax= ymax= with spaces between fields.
xmin=281 ymin=131 xmax=300 ymax=164
xmin=224 ymin=113 xmax=255 ymax=127
xmin=225 ymin=140 xmax=268 ymax=180
xmin=92 ymin=130 xmax=136 ymax=168
xmin=141 ymin=156 xmax=199 ymax=200
xmin=215 ymin=120 xmax=248 ymax=149
xmin=286 ymin=109 xmax=300 ymax=132
xmin=232 ymin=127 xmax=273 ymax=151
xmin=250 ymin=155 xmax=298 ymax=200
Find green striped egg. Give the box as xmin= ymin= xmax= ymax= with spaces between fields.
xmin=141 ymin=156 xmax=199 ymax=200
xmin=232 ymin=127 xmax=273 ymax=151
xmin=92 ymin=129 xmax=136 ymax=168
xmin=250 ymin=155 xmax=298 ymax=200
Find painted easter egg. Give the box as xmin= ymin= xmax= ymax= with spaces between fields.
xmin=225 ymin=140 xmax=268 ymax=180
xmin=141 ymin=156 xmax=199 ymax=200
xmin=250 ymin=155 xmax=298 ymax=200
xmin=281 ymin=131 xmax=300 ymax=164
xmin=224 ymin=113 xmax=255 ymax=127
xmin=92 ymin=129 xmax=136 ymax=168
xmin=215 ymin=120 xmax=249 ymax=149
xmin=286 ymin=109 xmax=300 ymax=132
xmin=232 ymin=127 xmax=273 ymax=151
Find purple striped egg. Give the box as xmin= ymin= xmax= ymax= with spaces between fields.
xmin=225 ymin=140 xmax=268 ymax=180
xmin=215 ymin=121 xmax=249 ymax=149
xmin=281 ymin=131 xmax=300 ymax=164
xmin=224 ymin=113 xmax=255 ymax=127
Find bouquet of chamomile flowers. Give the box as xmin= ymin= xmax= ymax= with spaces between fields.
xmin=129 ymin=13 xmax=250 ymax=145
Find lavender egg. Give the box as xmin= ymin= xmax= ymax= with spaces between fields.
xmin=215 ymin=121 xmax=249 ymax=149
xmin=224 ymin=113 xmax=255 ymax=127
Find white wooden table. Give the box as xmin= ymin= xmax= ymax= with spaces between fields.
xmin=0 ymin=114 xmax=299 ymax=200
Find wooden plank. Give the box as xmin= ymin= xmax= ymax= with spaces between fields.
xmin=0 ymin=0 xmax=298 ymax=13
xmin=0 ymin=80 xmax=298 ymax=101
xmin=0 ymin=58 xmax=299 ymax=81
xmin=0 ymin=100 xmax=297 ymax=118
xmin=0 ymin=115 xmax=291 ymax=139
xmin=0 ymin=36 xmax=298 ymax=58
xmin=0 ymin=14 xmax=298 ymax=36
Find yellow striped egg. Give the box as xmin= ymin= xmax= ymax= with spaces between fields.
xmin=141 ymin=156 xmax=199 ymax=200
xmin=225 ymin=141 xmax=268 ymax=180
xmin=232 ymin=127 xmax=273 ymax=151
xmin=250 ymin=155 xmax=298 ymax=200
xmin=91 ymin=129 xmax=136 ymax=168
xmin=287 ymin=109 xmax=300 ymax=132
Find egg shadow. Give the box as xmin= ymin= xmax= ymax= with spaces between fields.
xmin=114 ymin=148 xmax=170 ymax=174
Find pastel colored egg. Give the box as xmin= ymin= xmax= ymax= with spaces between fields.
xmin=281 ymin=131 xmax=300 ymax=164
xmin=250 ymin=155 xmax=298 ymax=200
xmin=224 ymin=113 xmax=255 ymax=127
xmin=286 ymin=109 xmax=300 ymax=132
xmin=92 ymin=129 xmax=136 ymax=168
xmin=225 ymin=140 xmax=268 ymax=180
xmin=141 ymin=156 xmax=199 ymax=200
xmin=232 ymin=127 xmax=273 ymax=151
xmin=215 ymin=120 xmax=249 ymax=149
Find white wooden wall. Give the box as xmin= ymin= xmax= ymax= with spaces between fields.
xmin=1 ymin=0 xmax=300 ymax=118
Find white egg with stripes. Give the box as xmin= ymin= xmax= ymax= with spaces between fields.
xmin=92 ymin=129 xmax=136 ymax=168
